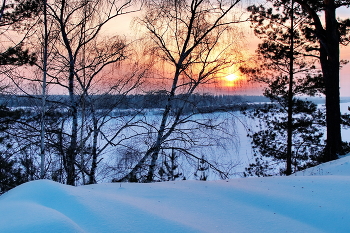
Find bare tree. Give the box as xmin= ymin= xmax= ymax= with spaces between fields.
xmin=43 ymin=0 xmax=149 ymax=185
xmin=2 ymin=0 xmax=152 ymax=185
xmin=2 ymin=0 xmax=144 ymax=185
xmin=118 ymin=0 xmax=246 ymax=182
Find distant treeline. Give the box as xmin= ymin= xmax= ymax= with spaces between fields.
xmin=0 ymin=94 xmax=271 ymax=110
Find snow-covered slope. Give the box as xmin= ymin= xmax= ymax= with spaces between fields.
xmin=294 ymin=155 xmax=350 ymax=176
xmin=1 ymin=156 xmax=350 ymax=233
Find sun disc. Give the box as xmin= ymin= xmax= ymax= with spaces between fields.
xmin=225 ymin=74 xmax=238 ymax=82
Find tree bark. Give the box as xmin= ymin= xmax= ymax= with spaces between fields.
xmin=40 ymin=0 xmax=48 ymax=179
xmin=88 ymin=108 xmax=99 ymax=184
xmin=286 ymin=0 xmax=295 ymax=175
xmin=146 ymin=67 xmax=182 ymax=182
xmin=66 ymin=71 xmax=78 ymax=186
xmin=295 ymin=0 xmax=342 ymax=161
xmin=323 ymin=0 xmax=341 ymax=160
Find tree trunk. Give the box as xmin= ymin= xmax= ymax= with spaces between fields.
xmin=40 ymin=0 xmax=48 ymax=179
xmin=286 ymin=0 xmax=294 ymax=176
xmin=59 ymin=2 xmax=78 ymax=185
xmin=295 ymin=0 xmax=342 ymax=161
xmin=67 ymin=72 xmax=78 ymax=185
xmin=323 ymin=0 xmax=341 ymax=160
xmin=146 ymin=68 xmax=182 ymax=182
xmin=88 ymin=109 xmax=99 ymax=184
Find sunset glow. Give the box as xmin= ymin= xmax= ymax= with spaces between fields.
xmin=220 ymin=72 xmax=244 ymax=88
xmin=225 ymin=73 xmax=239 ymax=82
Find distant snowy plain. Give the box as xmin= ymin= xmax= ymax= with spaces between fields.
xmin=1 ymin=100 xmax=350 ymax=233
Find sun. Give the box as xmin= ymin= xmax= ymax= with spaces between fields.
xmin=225 ymin=73 xmax=239 ymax=82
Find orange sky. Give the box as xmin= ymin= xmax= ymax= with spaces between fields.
xmin=93 ymin=4 xmax=350 ymax=96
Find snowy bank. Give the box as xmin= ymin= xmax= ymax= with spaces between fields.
xmin=1 ymin=156 xmax=350 ymax=233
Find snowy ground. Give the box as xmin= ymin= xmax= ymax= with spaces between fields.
xmin=1 ymin=156 xmax=350 ymax=233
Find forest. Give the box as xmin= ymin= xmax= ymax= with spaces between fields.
xmin=0 ymin=0 xmax=349 ymax=194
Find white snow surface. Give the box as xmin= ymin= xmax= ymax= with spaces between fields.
xmin=2 ymin=156 xmax=350 ymax=233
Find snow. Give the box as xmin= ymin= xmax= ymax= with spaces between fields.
xmin=1 ymin=156 xmax=350 ymax=232
xmin=294 ymin=155 xmax=350 ymax=177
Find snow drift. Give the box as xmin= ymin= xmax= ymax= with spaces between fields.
xmin=1 ymin=156 xmax=350 ymax=233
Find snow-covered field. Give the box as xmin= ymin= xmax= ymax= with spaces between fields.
xmin=1 ymin=100 xmax=350 ymax=233
xmin=1 ymin=155 xmax=350 ymax=233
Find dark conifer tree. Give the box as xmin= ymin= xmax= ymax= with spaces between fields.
xmin=259 ymin=0 xmax=350 ymax=162
xmin=0 ymin=0 xmax=41 ymax=193
xmin=0 ymin=105 xmax=29 ymax=194
xmin=0 ymin=0 xmax=40 ymax=66
xmin=241 ymin=2 xmax=326 ymax=176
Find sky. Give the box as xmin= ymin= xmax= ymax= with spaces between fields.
xmin=340 ymin=45 xmax=350 ymax=96
xmin=338 ymin=5 xmax=350 ymax=96
xmin=108 ymin=2 xmax=350 ymax=97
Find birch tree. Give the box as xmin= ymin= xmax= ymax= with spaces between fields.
xmin=38 ymin=0 xmax=142 ymax=185
xmin=118 ymin=0 xmax=245 ymax=182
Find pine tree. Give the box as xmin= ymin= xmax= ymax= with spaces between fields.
xmin=261 ymin=0 xmax=350 ymax=162
xmin=194 ymin=155 xmax=209 ymax=181
xmin=242 ymin=2 xmax=326 ymax=176
xmin=158 ymin=149 xmax=183 ymax=181
xmin=0 ymin=0 xmax=40 ymax=66
xmin=0 ymin=105 xmax=29 ymax=194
